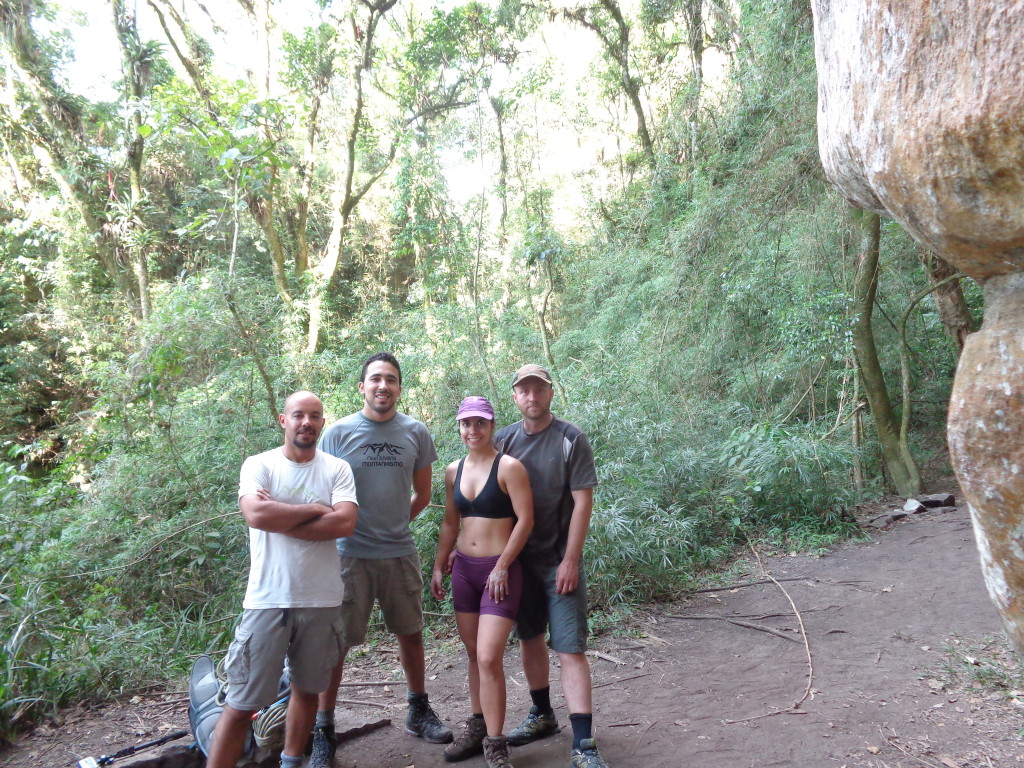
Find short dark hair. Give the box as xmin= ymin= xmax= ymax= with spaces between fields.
xmin=360 ymin=352 xmax=402 ymax=384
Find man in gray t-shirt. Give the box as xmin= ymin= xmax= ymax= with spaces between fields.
xmin=309 ymin=353 xmax=452 ymax=768
xmin=321 ymin=409 xmax=435 ymax=559
xmin=494 ymin=363 xmax=609 ymax=768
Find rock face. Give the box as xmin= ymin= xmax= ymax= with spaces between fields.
xmin=813 ymin=2 xmax=1024 ymax=280
xmin=812 ymin=1 xmax=1024 ymax=651
xmin=948 ymin=274 xmax=1024 ymax=648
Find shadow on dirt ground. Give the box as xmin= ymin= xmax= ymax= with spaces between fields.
xmin=4 ymin=497 xmax=1023 ymax=768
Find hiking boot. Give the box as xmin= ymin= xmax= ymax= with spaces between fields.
xmin=308 ymin=724 xmax=337 ymax=768
xmin=444 ymin=716 xmax=487 ymax=762
xmin=483 ymin=735 xmax=513 ymax=768
xmin=406 ymin=696 xmax=454 ymax=743
xmin=570 ymin=738 xmax=608 ymax=768
xmin=507 ymin=706 xmax=560 ymax=746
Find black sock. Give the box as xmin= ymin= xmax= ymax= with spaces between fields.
xmin=529 ymin=686 xmax=553 ymax=716
xmin=568 ymin=713 xmax=593 ymax=750
xmin=408 ymin=691 xmax=428 ymax=707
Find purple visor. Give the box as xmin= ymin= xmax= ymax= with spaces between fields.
xmin=457 ymin=396 xmax=495 ymax=421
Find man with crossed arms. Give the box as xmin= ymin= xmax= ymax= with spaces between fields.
xmin=206 ymin=391 xmax=357 ymax=768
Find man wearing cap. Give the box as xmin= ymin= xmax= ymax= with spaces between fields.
xmin=308 ymin=352 xmax=452 ymax=768
xmin=494 ymin=364 xmax=608 ymax=768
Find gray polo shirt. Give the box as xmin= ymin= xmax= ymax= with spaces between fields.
xmin=319 ymin=411 xmax=437 ymax=559
xmin=494 ymin=415 xmax=598 ymax=565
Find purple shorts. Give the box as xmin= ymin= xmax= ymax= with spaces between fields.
xmin=451 ymin=550 xmax=523 ymax=620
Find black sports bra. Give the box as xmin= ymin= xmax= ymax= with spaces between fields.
xmin=453 ymin=453 xmax=516 ymax=520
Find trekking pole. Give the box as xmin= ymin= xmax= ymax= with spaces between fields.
xmin=75 ymin=729 xmax=190 ymax=767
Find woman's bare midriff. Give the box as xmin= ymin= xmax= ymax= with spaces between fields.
xmin=456 ymin=515 xmax=515 ymax=557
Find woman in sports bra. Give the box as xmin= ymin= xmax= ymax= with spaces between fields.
xmin=431 ymin=396 xmax=533 ymax=768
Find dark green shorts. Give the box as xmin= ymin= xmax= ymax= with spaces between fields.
xmin=515 ymin=559 xmax=588 ymax=654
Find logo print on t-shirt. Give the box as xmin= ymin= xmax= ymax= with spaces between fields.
xmin=360 ymin=442 xmax=404 ymax=467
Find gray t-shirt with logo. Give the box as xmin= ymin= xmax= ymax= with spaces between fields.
xmin=319 ymin=411 xmax=437 ymax=559
xmin=494 ymin=415 xmax=598 ymax=566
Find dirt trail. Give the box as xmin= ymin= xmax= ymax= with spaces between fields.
xmin=4 ymin=498 xmax=1022 ymax=768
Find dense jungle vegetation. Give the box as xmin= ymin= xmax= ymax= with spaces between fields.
xmin=0 ymin=0 xmax=980 ymax=740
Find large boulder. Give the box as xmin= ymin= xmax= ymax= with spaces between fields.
xmin=813 ymin=1 xmax=1024 ymax=280
xmin=812 ymin=1 xmax=1024 ymax=650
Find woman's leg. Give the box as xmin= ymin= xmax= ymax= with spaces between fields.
xmin=454 ymin=611 xmax=482 ymax=713
xmin=476 ymin=614 xmax=515 ymax=737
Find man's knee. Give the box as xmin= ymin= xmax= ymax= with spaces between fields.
xmin=520 ymin=634 xmax=547 ymax=652
xmin=557 ymin=650 xmax=588 ymax=668
xmin=290 ymin=685 xmax=319 ymax=703
xmin=218 ymin=704 xmax=256 ymax=724
xmin=397 ymin=631 xmax=424 ymax=650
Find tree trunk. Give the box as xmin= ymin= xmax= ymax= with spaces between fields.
xmin=294 ymin=77 xmax=328 ymax=277
xmin=850 ymin=210 xmax=920 ymax=496
xmin=248 ymin=194 xmax=294 ymax=307
xmin=851 ymin=367 xmax=864 ymax=494
xmin=916 ymin=250 xmax=977 ymax=355
xmin=601 ymin=0 xmax=655 ymax=166
xmin=153 ymin=0 xmax=295 ymax=310
xmin=683 ymin=0 xmax=704 ymax=165
xmin=0 ymin=2 xmax=139 ymax=311
xmin=306 ymin=0 xmax=398 ymax=353
xmin=490 ymin=95 xmax=509 ymax=244
xmin=568 ymin=0 xmax=656 ymax=167
xmin=113 ymin=0 xmax=152 ymax=320
xmin=526 ymin=256 xmax=567 ymax=404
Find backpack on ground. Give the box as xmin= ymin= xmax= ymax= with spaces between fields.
xmin=187 ymin=654 xmax=290 ymax=757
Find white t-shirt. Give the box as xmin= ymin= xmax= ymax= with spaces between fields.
xmin=237 ymin=447 xmax=358 ymax=609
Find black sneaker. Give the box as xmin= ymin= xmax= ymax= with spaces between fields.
xmin=507 ymin=705 xmax=560 ymax=746
xmin=406 ymin=698 xmax=454 ymax=744
xmin=308 ymin=724 xmax=337 ymax=768
xmin=570 ymin=738 xmax=609 ymax=768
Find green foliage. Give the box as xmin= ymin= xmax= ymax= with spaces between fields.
xmin=387 ymin=149 xmax=465 ymax=304
xmin=719 ymin=418 xmax=857 ymax=536
xmin=281 ymin=24 xmax=338 ymax=94
xmin=935 ymin=635 xmax=1024 ymax=702
xmin=0 ymin=0 xmax=973 ymax=738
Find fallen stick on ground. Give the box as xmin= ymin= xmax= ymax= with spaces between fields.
xmin=882 ymin=727 xmax=947 ymax=768
xmin=588 ymin=650 xmax=628 ymax=665
xmin=687 ymin=577 xmax=805 ymax=594
xmin=338 ymin=699 xmax=390 ymax=709
xmin=664 ymin=614 xmax=801 ymax=644
xmin=633 ymin=721 xmax=657 ymax=753
xmin=133 ymin=697 xmax=189 ymax=707
xmin=722 ymin=543 xmax=816 ymax=725
xmin=591 ymin=672 xmax=651 ymax=690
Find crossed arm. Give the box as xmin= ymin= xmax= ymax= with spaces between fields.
xmin=240 ymin=490 xmax=357 ymax=541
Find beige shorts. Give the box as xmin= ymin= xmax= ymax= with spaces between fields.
xmin=224 ymin=606 xmax=343 ymax=711
xmin=340 ymin=554 xmax=424 ymax=649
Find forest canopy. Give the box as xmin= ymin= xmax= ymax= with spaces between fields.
xmin=0 ymin=0 xmax=978 ymax=738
